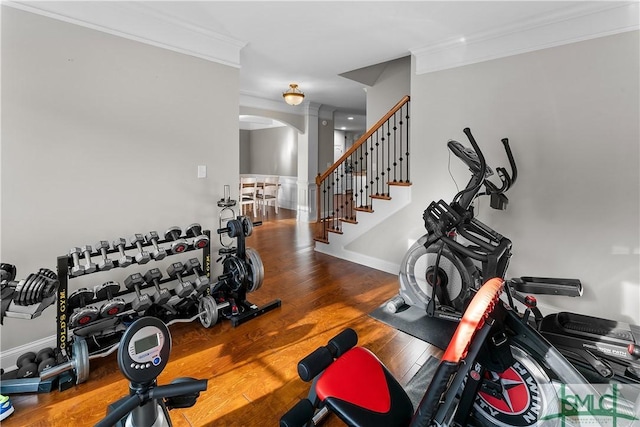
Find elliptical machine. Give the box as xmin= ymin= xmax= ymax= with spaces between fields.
xmin=95 ymin=317 xmax=207 ymax=427
xmin=387 ymin=127 xmax=581 ymax=319
xmin=385 ymin=128 xmax=639 ymax=384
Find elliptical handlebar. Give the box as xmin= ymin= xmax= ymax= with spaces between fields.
xmin=94 ymin=379 xmax=208 ymax=427
xmin=452 ymin=128 xmax=488 ymax=210
xmin=500 ymin=137 xmax=517 ymax=189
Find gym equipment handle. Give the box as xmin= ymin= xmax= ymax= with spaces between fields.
xmin=40 ymin=360 xmax=72 ymax=381
xmin=94 ymin=380 xmax=207 ymax=427
xmin=501 ymin=138 xmax=517 ymax=188
xmin=149 ymin=379 xmax=208 ymax=400
xmin=94 ymin=394 xmax=143 ymax=427
xmin=455 ymin=128 xmax=487 ymax=210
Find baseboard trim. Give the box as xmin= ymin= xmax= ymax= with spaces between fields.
xmin=1 ymin=335 xmax=57 ymax=372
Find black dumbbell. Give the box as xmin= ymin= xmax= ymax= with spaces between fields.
xmin=68 ymin=288 xmax=99 ymax=328
xmin=130 ymin=234 xmax=151 ymax=264
xmin=81 ymin=245 xmax=97 ymax=274
xmin=12 ymin=269 xmax=58 ymax=306
xmin=16 ymin=351 xmax=38 ymax=378
xmin=124 ymin=273 xmax=152 ymax=313
xmin=166 ymin=262 xmax=193 ymax=298
xmin=143 ymin=268 xmax=171 ymax=305
xmin=184 ymin=258 xmax=210 ymax=295
xmin=145 ymin=231 xmax=167 ymax=261
xmin=69 ymin=247 xmax=85 ymax=276
xmin=164 ymin=227 xmax=188 ymax=253
xmin=35 ymin=348 xmax=56 ymax=374
xmin=186 ymin=223 xmax=209 ymax=249
xmin=113 ymin=238 xmax=133 ymax=268
xmin=95 ymin=281 xmax=125 ymax=318
xmin=94 ymin=241 xmax=114 ymax=271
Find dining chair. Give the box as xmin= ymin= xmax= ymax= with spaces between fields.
xmin=256 ymin=176 xmax=279 ymax=216
xmin=240 ymin=177 xmax=258 ymax=217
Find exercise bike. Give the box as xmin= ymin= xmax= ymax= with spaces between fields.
xmin=95 ymin=316 xmax=207 ymax=427
xmin=385 ymin=128 xmax=640 ymax=385
xmin=282 ymin=278 xmax=640 ymax=427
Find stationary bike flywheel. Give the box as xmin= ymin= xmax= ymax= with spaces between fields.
xmin=398 ymin=236 xmax=474 ymax=312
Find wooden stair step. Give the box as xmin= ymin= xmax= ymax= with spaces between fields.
xmin=370 ymin=194 xmax=391 ymax=200
xmin=354 ymin=206 xmax=373 ymax=213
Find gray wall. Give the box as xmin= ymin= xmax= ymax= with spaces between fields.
xmin=239 ymin=129 xmax=251 ymax=174
xmin=352 ymin=31 xmax=640 ymax=323
xmin=240 ymin=126 xmax=298 ymax=176
xmin=1 ymin=7 xmax=239 ymax=350
xmin=366 ymin=56 xmax=411 ymax=129
xmin=318 ymin=117 xmax=335 ymax=172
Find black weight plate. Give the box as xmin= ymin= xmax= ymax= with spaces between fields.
xmin=36 ymin=347 xmax=54 ymax=363
xmin=227 ymin=220 xmax=241 ymax=238
xmin=38 ymin=358 xmax=56 ymax=374
xmin=242 ymin=216 xmax=253 ymax=237
xmin=21 ymin=274 xmax=38 ymax=305
xmin=27 ymin=276 xmax=43 ymax=305
xmin=17 ymin=362 xmax=38 ymax=378
xmin=18 ymin=274 xmax=35 ymax=305
xmin=17 ymin=351 xmax=36 ymax=367
xmin=25 ymin=274 xmax=40 ymax=305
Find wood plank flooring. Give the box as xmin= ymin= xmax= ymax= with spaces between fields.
xmin=4 ymin=208 xmax=441 ymax=426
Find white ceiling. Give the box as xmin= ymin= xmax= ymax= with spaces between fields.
xmin=6 ymin=1 xmax=639 ymax=132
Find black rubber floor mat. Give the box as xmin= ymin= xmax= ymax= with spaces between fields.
xmin=405 ymin=356 xmax=439 ymax=410
xmin=369 ymin=303 xmax=457 ymax=350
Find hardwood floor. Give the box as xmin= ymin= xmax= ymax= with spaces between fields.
xmin=5 ymin=208 xmax=442 ymax=426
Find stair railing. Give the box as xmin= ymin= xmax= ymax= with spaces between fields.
xmin=315 ymin=95 xmax=410 ymax=242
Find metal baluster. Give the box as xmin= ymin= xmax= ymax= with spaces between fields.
xmin=390 ymin=113 xmax=396 ymax=185
xmin=405 ymin=103 xmax=410 ymax=183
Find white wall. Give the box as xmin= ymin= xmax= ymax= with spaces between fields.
xmin=1 ymin=7 xmax=240 ymax=351
xmin=353 ymin=31 xmax=640 ymax=324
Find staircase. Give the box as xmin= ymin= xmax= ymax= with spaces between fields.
xmin=314 ymin=96 xmax=411 ymax=265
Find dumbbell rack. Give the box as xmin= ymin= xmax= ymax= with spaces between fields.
xmin=50 ymin=229 xmax=212 ymax=391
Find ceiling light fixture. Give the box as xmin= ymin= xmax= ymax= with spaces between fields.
xmin=283 ymin=83 xmax=305 ymax=106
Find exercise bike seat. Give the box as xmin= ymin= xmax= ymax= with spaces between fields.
xmin=315 ymin=346 xmax=413 ymax=427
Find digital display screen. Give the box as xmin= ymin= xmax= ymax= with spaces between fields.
xmin=134 ymin=333 xmax=159 ymax=355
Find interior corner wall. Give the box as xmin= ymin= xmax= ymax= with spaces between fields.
xmin=353 ymin=30 xmax=640 ymax=324
xmin=366 ymin=56 xmax=410 ymax=129
xmin=1 ymin=6 xmax=240 ymax=351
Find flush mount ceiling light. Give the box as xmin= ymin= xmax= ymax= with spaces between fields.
xmin=283 ymin=83 xmax=305 ymax=106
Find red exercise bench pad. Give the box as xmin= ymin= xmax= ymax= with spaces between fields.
xmin=316 ymin=347 xmax=413 ymax=427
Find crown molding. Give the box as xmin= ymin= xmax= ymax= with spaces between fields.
xmin=412 ymin=1 xmax=639 ymax=75
xmin=4 ymin=1 xmax=246 ymax=68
